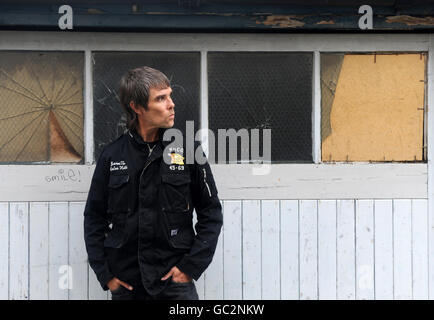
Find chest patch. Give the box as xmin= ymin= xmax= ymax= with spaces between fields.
xmin=110 ymin=160 xmax=128 ymax=172
xmin=168 ymin=153 xmax=184 ymax=165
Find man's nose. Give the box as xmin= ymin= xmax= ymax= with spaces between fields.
xmin=168 ymin=97 xmax=175 ymax=109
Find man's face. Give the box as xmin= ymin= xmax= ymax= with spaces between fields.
xmin=139 ymin=86 xmax=175 ymax=129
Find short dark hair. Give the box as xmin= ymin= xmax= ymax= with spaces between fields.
xmin=119 ymin=66 xmax=170 ymax=131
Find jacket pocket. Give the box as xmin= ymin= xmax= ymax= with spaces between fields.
xmin=107 ymin=174 xmax=130 ymax=214
xmin=170 ymin=226 xmax=195 ymax=250
xmin=161 ymin=173 xmax=191 ymax=213
xmin=106 ymin=174 xmax=130 ymax=249
xmin=103 ymin=228 xmax=126 ymax=248
xmin=165 ymin=213 xmax=195 ymax=250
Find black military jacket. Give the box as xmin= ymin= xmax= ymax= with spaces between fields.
xmin=83 ymin=128 xmax=223 ymax=295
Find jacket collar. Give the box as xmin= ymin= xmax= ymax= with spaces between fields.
xmin=127 ymin=127 xmax=173 ymax=149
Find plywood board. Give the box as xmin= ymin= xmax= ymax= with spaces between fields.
xmin=322 ymin=53 xmax=426 ymax=162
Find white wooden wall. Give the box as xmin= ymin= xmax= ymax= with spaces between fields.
xmin=0 ymin=199 xmax=430 ymax=300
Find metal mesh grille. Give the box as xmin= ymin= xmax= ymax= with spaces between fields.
xmin=208 ymin=52 xmax=313 ymax=163
xmin=0 ymin=51 xmax=84 ymax=164
xmin=92 ymin=52 xmax=200 ymax=161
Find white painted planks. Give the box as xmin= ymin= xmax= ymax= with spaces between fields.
xmin=318 ymin=200 xmax=337 ymax=299
xmin=204 ymin=200 xmax=224 ymax=300
xmin=374 ymin=200 xmax=393 ymax=299
xmin=0 ymin=203 xmax=9 ymax=300
xmin=242 ymin=200 xmax=261 ymax=300
xmin=69 ymin=202 xmax=88 ymax=300
xmin=9 ymin=202 xmax=29 ymax=300
xmin=0 ymin=198 xmax=430 ymax=300
xmin=48 ymin=202 xmax=69 ymax=300
xmin=204 ymin=235 xmax=223 ymax=300
xmin=192 ymin=209 xmax=205 ymax=300
xmin=261 ymin=200 xmax=280 ymax=300
xmin=337 ymin=200 xmax=355 ymax=300
xmin=222 ymin=201 xmax=242 ymax=299
xmin=29 ymin=202 xmax=49 ymax=300
xmin=430 ymin=193 xmax=434 ymax=300
xmin=299 ymin=200 xmax=318 ymax=300
xmin=412 ymin=199 xmax=429 ymax=299
xmin=280 ymin=200 xmax=299 ymax=300
xmin=355 ymin=200 xmax=374 ymax=300
xmin=393 ymin=199 xmax=412 ymax=299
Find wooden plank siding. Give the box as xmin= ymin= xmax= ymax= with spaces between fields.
xmin=336 ymin=200 xmax=356 ymax=299
xmin=29 ymin=202 xmax=49 ymax=300
xmin=9 ymin=202 xmax=29 ymax=300
xmin=373 ymin=200 xmax=394 ymax=299
xmin=0 ymin=199 xmax=430 ymax=300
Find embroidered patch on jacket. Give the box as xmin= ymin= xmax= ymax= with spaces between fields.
xmin=110 ymin=160 xmax=128 ymax=172
xmin=168 ymin=153 xmax=184 ymax=165
xmin=171 ymin=229 xmax=178 ymax=236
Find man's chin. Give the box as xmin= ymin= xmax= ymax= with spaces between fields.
xmin=161 ymin=122 xmax=175 ymax=129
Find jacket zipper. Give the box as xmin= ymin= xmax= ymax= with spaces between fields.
xmin=138 ymin=151 xmax=157 ymax=199
xmin=137 ymin=150 xmax=158 ymax=271
xmin=138 ymin=161 xmax=153 ymax=196
xmin=203 ymin=167 xmax=212 ymax=197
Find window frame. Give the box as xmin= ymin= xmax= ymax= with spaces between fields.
xmin=0 ymin=31 xmax=429 ymax=201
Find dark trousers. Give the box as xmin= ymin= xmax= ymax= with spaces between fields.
xmin=110 ymin=281 xmax=199 ymax=300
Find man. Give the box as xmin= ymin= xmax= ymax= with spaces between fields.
xmin=84 ymin=66 xmax=223 ymax=300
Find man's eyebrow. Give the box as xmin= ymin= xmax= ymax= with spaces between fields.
xmin=155 ymin=93 xmax=167 ymax=100
xmin=154 ymin=90 xmax=172 ymax=99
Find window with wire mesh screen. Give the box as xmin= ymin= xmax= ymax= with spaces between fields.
xmin=321 ymin=52 xmax=426 ymax=162
xmin=0 ymin=51 xmax=84 ymax=164
xmin=92 ymin=52 xmax=200 ymax=161
xmin=208 ymin=52 xmax=313 ymax=163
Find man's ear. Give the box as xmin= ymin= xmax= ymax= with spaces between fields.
xmin=129 ymin=101 xmax=141 ymax=115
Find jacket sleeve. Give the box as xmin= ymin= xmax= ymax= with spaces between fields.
xmin=83 ymin=149 xmax=114 ymax=290
xmin=176 ymin=143 xmax=223 ymax=280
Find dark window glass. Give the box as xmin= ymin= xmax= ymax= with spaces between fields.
xmin=208 ymin=52 xmax=313 ymax=163
xmin=92 ymin=52 xmax=200 ymax=161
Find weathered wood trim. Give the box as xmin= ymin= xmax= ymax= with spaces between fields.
xmin=0 ymin=163 xmax=427 ymax=201
xmin=211 ymin=163 xmax=427 ymax=200
xmin=0 ymin=3 xmax=434 ymax=31
xmin=0 ymin=31 xmax=429 ymax=53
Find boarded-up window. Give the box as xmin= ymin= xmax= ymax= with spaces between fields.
xmin=321 ymin=53 xmax=426 ymax=162
xmin=92 ymin=52 xmax=200 ymax=161
xmin=0 ymin=51 xmax=84 ymax=163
